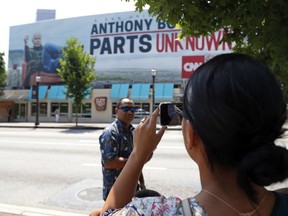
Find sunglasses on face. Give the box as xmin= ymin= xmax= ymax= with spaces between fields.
xmin=119 ymin=106 xmax=137 ymax=113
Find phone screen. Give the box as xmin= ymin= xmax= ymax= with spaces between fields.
xmin=160 ymin=103 xmax=183 ymax=126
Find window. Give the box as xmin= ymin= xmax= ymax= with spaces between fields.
xmin=14 ymin=103 xmax=26 ymax=119
xmin=31 ymin=102 xmax=47 ymax=116
xmin=40 ymin=103 xmax=47 ymax=115
xmin=112 ymin=102 xmax=117 ymax=118
xmin=72 ymin=103 xmax=91 ymax=118
xmin=51 ymin=103 xmax=59 ymax=114
xmin=51 ymin=102 xmax=68 ymax=116
xmin=60 ymin=103 xmax=68 ymax=115
xmin=134 ymin=103 xmax=150 ymax=119
xmin=82 ymin=103 xmax=91 ymax=118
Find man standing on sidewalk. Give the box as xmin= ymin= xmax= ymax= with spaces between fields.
xmin=53 ymin=107 xmax=60 ymax=123
xmin=7 ymin=106 xmax=12 ymax=122
xmin=99 ymin=98 xmax=145 ymax=201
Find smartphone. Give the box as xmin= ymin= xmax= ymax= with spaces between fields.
xmin=159 ymin=102 xmax=183 ymax=126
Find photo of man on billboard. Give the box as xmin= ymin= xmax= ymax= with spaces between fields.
xmin=23 ymin=32 xmax=63 ymax=88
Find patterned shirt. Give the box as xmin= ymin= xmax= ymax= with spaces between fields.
xmin=99 ymin=119 xmax=134 ymax=200
xmin=102 ymin=192 xmax=288 ymax=215
xmin=102 ymin=196 xmax=208 ymax=216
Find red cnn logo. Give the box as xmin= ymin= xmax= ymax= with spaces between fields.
xmin=182 ymin=56 xmax=205 ymax=78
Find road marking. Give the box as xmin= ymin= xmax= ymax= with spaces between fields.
xmin=82 ymin=163 xmax=167 ymax=170
xmin=82 ymin=163 xmax=101 ymax=167
xmin=79 ymin=140 xmax=96 ymax=143
xmin=1 ymin=140 xmax=97 ymax=147
xmin=1 ymin=140 xmax=185 ymax=150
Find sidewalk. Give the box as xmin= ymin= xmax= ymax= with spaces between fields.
xmin=0 ymin=203 xmax=87 ymax=216
xmin=0 ymin=122 xmax=106 ymax=130
xmin=0 ymin=121 xmax=180 ymax=216
xmin=0 ymin=121 xmax=183 ymax=130
xmin=0 ymin=122 xmax=101 ymax=216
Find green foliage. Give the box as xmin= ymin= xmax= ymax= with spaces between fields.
xmin=57 ymin=38 xmax=96 ymax=124
xmin=125 ymin=0 xmax=288 ymax=101
xmin=0 ymin=52 xmax=7 ymax=96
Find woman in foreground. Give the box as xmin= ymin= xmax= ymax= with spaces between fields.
xmin=90 ymin=53 xmax=288 ymax=215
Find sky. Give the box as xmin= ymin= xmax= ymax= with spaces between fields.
xmin=0 ymin=0 xmax=140 ymax=63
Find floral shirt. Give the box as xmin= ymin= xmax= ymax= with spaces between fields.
xmin=103 ymin=196 xmax=208 ymax=216
xmin=99 ymin=119 xmax=134 ymax=200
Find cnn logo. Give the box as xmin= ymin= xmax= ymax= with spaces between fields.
xmin=182 ymin=56 xmax=205 ymax=78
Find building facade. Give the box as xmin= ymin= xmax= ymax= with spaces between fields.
xmin=1 ymin=10 xmax=232 ymax=123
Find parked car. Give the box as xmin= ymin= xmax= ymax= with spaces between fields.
xmin=134 ymin=108 xmax=150 ymax=118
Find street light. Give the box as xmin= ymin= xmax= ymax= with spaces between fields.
xmin=35 ymin=76 xmax=41 ymax=127
xmin=150 ymin=68 xmax=157 ymax=112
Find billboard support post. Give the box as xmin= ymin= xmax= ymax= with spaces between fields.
xmin=35 ymin=76 xmax=41 ymax=127
xmin=151 ymin=68 xmax=157 ymax=112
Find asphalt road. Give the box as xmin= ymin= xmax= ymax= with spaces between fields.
xmin=0 ymin=127 xmax=198 ymax=215
xmin=0 ymin=126 xmax=287 ymax=216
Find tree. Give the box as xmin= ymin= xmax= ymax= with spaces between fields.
xmin=126 ymin=0 xmax=288 ymax=101
xmin=0 ymin=52 xmax=7 ymax=96
xmin=57 ymin=38 xmax=96 ymax=126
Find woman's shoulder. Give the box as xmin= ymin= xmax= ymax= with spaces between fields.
xmin=103 ymin=195 xmax=208 ymax=216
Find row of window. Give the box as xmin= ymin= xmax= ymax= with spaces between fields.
xmin=31 ymin=102 xmax=92 ymax=118
xmin=11 ymin=102 xmax=155 ymax=120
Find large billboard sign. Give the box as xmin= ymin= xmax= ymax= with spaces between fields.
xmin=8 ymin=10 xmax=232 ymax=89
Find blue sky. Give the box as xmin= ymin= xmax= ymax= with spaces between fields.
xmin=0 ymin=0 xmax=140 ymax=63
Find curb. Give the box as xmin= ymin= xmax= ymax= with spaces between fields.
xmin=0 ymin=123 xmax=182 ymax=130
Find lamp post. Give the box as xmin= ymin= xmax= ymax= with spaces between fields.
xmin=35 ymin=76 xmax=41 ymax=127
xmin=150 ymin=68 xmax=157 ymax=112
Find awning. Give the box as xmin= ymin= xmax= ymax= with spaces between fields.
xmin=0 ymin=90 xmax=29 ymax=101
xmin=83 ymin=87 xmax=92 ymax=100
xmin=130 ymin=84 xmax=150 ymax=101
xmin=47 ymin=85 xmax=66 ymax=100
xmin=155 ymin=83 xmax=174 ymax=101
xmin=109 ymin=84 xmax=129 ymax=100
xmin=69 ymin=87 xmax=92 ymax=101
xmin=28 ymin=85 xmax=48 ymax=100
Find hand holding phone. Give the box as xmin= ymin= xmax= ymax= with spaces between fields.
xmin=159 ymin=102 xmax=183 ymax=126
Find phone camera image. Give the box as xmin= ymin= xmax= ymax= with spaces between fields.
xmin=160 ymin=102 xmax=183 ymax=126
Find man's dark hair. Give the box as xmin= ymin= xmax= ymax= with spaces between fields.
xmin=116 ymin=98 xmax=130 ymax=108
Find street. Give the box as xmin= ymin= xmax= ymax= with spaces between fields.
xmin=0 ymin=127 xmax=200 ymax=215
xmin=0 ymin=127 xmax=288 ymax=215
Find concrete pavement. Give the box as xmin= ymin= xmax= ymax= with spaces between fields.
xmin=0 ymin=122 xmax=107 ymax=130
xmin=0 ymin=121 xmax=183 ymax=130
xmin=0 ymin=203 xmax=87 ymax=216
xmin=0 ymin=122 xmax=103 ymax=216
xmin=0 ymin=121 xmax=180 ymax=216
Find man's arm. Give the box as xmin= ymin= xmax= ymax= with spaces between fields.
xmin=104 ymin=156 xmax=128 ymax=169
xmin=24 ymin=36 xmax=32 ymax=62
xmin=100 ymin=128 xmax=128 ymax=169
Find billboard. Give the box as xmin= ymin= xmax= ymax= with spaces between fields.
xmin=8 ymin=10 xmax=233 ymax=89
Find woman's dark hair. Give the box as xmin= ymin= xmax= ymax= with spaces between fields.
xmin=183 ymin=53 xmax=288 ymax=201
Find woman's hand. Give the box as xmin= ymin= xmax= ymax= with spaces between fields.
xmin=133 ymin=108 xmax=167 ymax=163
xmin=89 ymin=208 xmax=101 ymax=216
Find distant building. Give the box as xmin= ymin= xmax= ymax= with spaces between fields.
xmin=4 ymin=10 xmax=233 ymax=123
xmin=36 ymin=9 xmax=56 ymax=21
